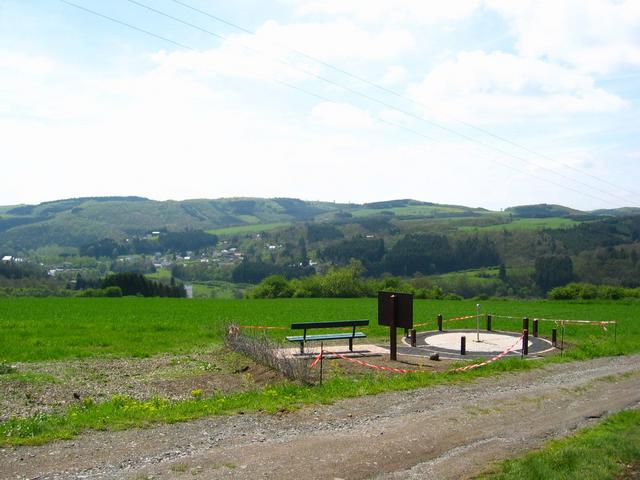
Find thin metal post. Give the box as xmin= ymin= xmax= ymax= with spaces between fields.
xmin=523 ymin=317 xmax=529 ymax=332
xmin=522 ymin=329 xmax=529 ymax=356
xmin=486 ymin=314 xmax=492 ymax=332
xmin=560 ymin=322 xmax=565 ymax=356
xmin=552 ymin=328 xmax=557 ymax=347
xmin=437 ymin=314 xmax=443 ymax=331
xmin=410 ymin=329 xmax=417 ymax=347
xmin=319 ymin=342 xmax=323 ymax=385
xmin=476 ymin=303 xmax=480 ymax=342
xmin=533 ymin=319 xmax=539 ymax=338
xmin=460 ymin=336 xmax=466 ymax=355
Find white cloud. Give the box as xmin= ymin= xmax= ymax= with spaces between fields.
xmin=381 ymin=65 xmax=408 ymax=86
xmin=148 ymin=19 xmax=413 ymax=85
xmin=310 ymin=101 xmax=373 ymax=128
xmin=487 ymin=0 xmax=640 ymax=74
xmin=408 ymin=51 xmax=627 ymax=124
xmin=287 ymin=0 xmax=481 ymax=25
xmin=0 ymin=52 xmax=53 ymax=75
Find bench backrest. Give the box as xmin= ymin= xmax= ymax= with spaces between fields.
xmin=290 ymin=319 xmax=369 ymax=330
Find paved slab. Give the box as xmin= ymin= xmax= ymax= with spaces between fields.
xmin=279 ymin=344 xmax=388 ymax=359
xmin=400 ymin=329 xmax=554 ymax=359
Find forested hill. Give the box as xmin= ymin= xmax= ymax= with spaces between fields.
xmin=0 ymin=197 xmax=487 ymax=250
xmin=0 ymin=196 xmax=638 ymax=252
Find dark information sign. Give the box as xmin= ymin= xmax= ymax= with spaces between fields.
xmin=378 ymin=292 xmax=413 ymax=329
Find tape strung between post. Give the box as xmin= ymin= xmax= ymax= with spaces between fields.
xmin=491 ymin=315 xmax=617 ymax=326
xmin=451 ymin=334 xmax=524 ymax=373
xmin=309 ymin=333 xmax=524 ymax=375
xmin=310 ymin=351 xmax=422 ymax=374
xmin=310 ymin=347 xmax=323 ymax=368
xmin=239 ymin=325 xmax=288 ymax=330
xmin=413 ymin=314 xmax=476 ymax=329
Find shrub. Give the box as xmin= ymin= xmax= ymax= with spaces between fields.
xmin=250 ymin=275 xmax=294 ymax=299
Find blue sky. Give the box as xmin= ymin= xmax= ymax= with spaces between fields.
xmin=1 ymin=0 xmax=639 ymax=210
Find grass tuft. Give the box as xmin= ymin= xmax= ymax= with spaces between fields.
xmin=480 ymin=409 xmax=640 ymax=480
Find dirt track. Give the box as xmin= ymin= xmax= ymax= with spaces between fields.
xmin=2 ymin=354 xmax=640 ymax=480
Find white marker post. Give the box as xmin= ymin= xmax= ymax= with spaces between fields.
xmin=476 ymin=303 xmax=481 ymax=342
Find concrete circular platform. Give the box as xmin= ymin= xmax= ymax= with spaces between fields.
xmin=399 ymin=329 xmax=554 ymax=359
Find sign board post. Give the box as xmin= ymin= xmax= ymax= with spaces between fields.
xmin=378 ymin=292 xmax=413 ymax=361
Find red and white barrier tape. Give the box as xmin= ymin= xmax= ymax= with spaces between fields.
xmin=491 ymin=315 xmax=617 ymax=326
xmin=309 ymin=349 xmax=417 ymax=373
xmin=413 ymin=314 xmax=477 ymax=328
xmin=310 ymin=348 xmax=323 ymax=368
xmin=333 ymin=353 xmax=422 ymax=374
xmin=239 ymin=325 xmax=288 ymax=330
xmin=451 ymin=334 xmax=524 ymax=373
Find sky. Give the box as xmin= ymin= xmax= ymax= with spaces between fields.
xmin=1 ymin=0 xmax=640 ymax=210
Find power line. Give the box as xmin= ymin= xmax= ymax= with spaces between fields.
xmin=59 ymin=0 xmax=193 ymax=50
xmin=167 ymin=0 xmax=640 ymax=202
xmin=279 ymin=81 xmax=624 ymax=207
xmin=58 ymin=0 xmax=625 ymax=208
xmin=127 ymin=0 xmax=635 ymax=207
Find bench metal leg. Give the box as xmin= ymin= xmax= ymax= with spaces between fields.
xmin=300 ymin=342 xmax=304 ymax=354
xmin=349 ymin=338 xmax=353 ymax=351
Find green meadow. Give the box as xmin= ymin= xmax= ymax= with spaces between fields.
xmin=206 ymin=222 xmax=290 ymax=236
xmin=482 ymin=409 xmax=640 ymax=480
xmin=0 ymin=297 xmax=636 ymax=362
xmin=0 ymin=296 xmax=637 ymax=446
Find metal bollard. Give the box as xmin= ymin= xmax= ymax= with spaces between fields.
xmin=486 ymin=314 xmax=492 ymax=331
xmin=533 ymin=319 xmax=539 ymax=338
xmin=552 ymin=328 xmax=557 ymax=347
xmin=522 ymin=329 xmax=529 ymax=356
xmin=410 ymin=329 xmax=417 ymax=347
xmin=460 ymin=335 xmax=466 ymax=355
xmin=523 ymin=317 xmax=529 ymax=332
xmin=437 ymin=314 xmax=443 ymax=332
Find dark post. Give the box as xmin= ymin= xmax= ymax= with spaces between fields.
xmin=522 ymin=328 xmax=529 ymax=356
xmin=460 ymin=335 xmax=466 ymax=355
xmin=552 ymin=328 xmax=557 ymax=347
xmin=486 ymin=314 xmax=492 ymax=331
xmin=560 ymin=322 xmax=565 ymax=356
xmin=410 ymin=329 xmax=417 ymax=347
xmin=437 ymin=314 xmax=443 ymax=331
xmin=390 ymin=295 xmax=398 ymax=361
xmin=523 ymin=317 xmax=529 ymax=332
xmin=533 ymin=319 xmax=539 ymax=338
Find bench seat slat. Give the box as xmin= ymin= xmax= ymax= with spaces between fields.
xmin=286 ymin=332 xmax=366 ymax=342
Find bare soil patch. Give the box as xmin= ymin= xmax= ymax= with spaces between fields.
xmin=0 ymin=347 xmax=279 ymax=421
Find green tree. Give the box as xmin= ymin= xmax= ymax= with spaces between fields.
xmin=535 ymin=255 xmax=573 ymax=292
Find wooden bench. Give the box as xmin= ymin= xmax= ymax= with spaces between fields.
xmin=286 ymin=320 xmax=369 ymax=354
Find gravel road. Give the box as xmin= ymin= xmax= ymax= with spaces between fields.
xmin=2 ymin=354 xmax=639 ymax=480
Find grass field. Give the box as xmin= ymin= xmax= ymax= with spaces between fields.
xmin=481 ymin=409 xmax=640 ymax=480
xmin=459 ymin=217 xmax=582 ymax=232
xmin=206 ymin=222 xmax=290 ymax=236
xmin=0 ymin=298 xmax=636 ymax=363
xmin=0 ymin=297 xmax=637 ymax=447
xmin=351 ymin=205 xmax=468 ymax=218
